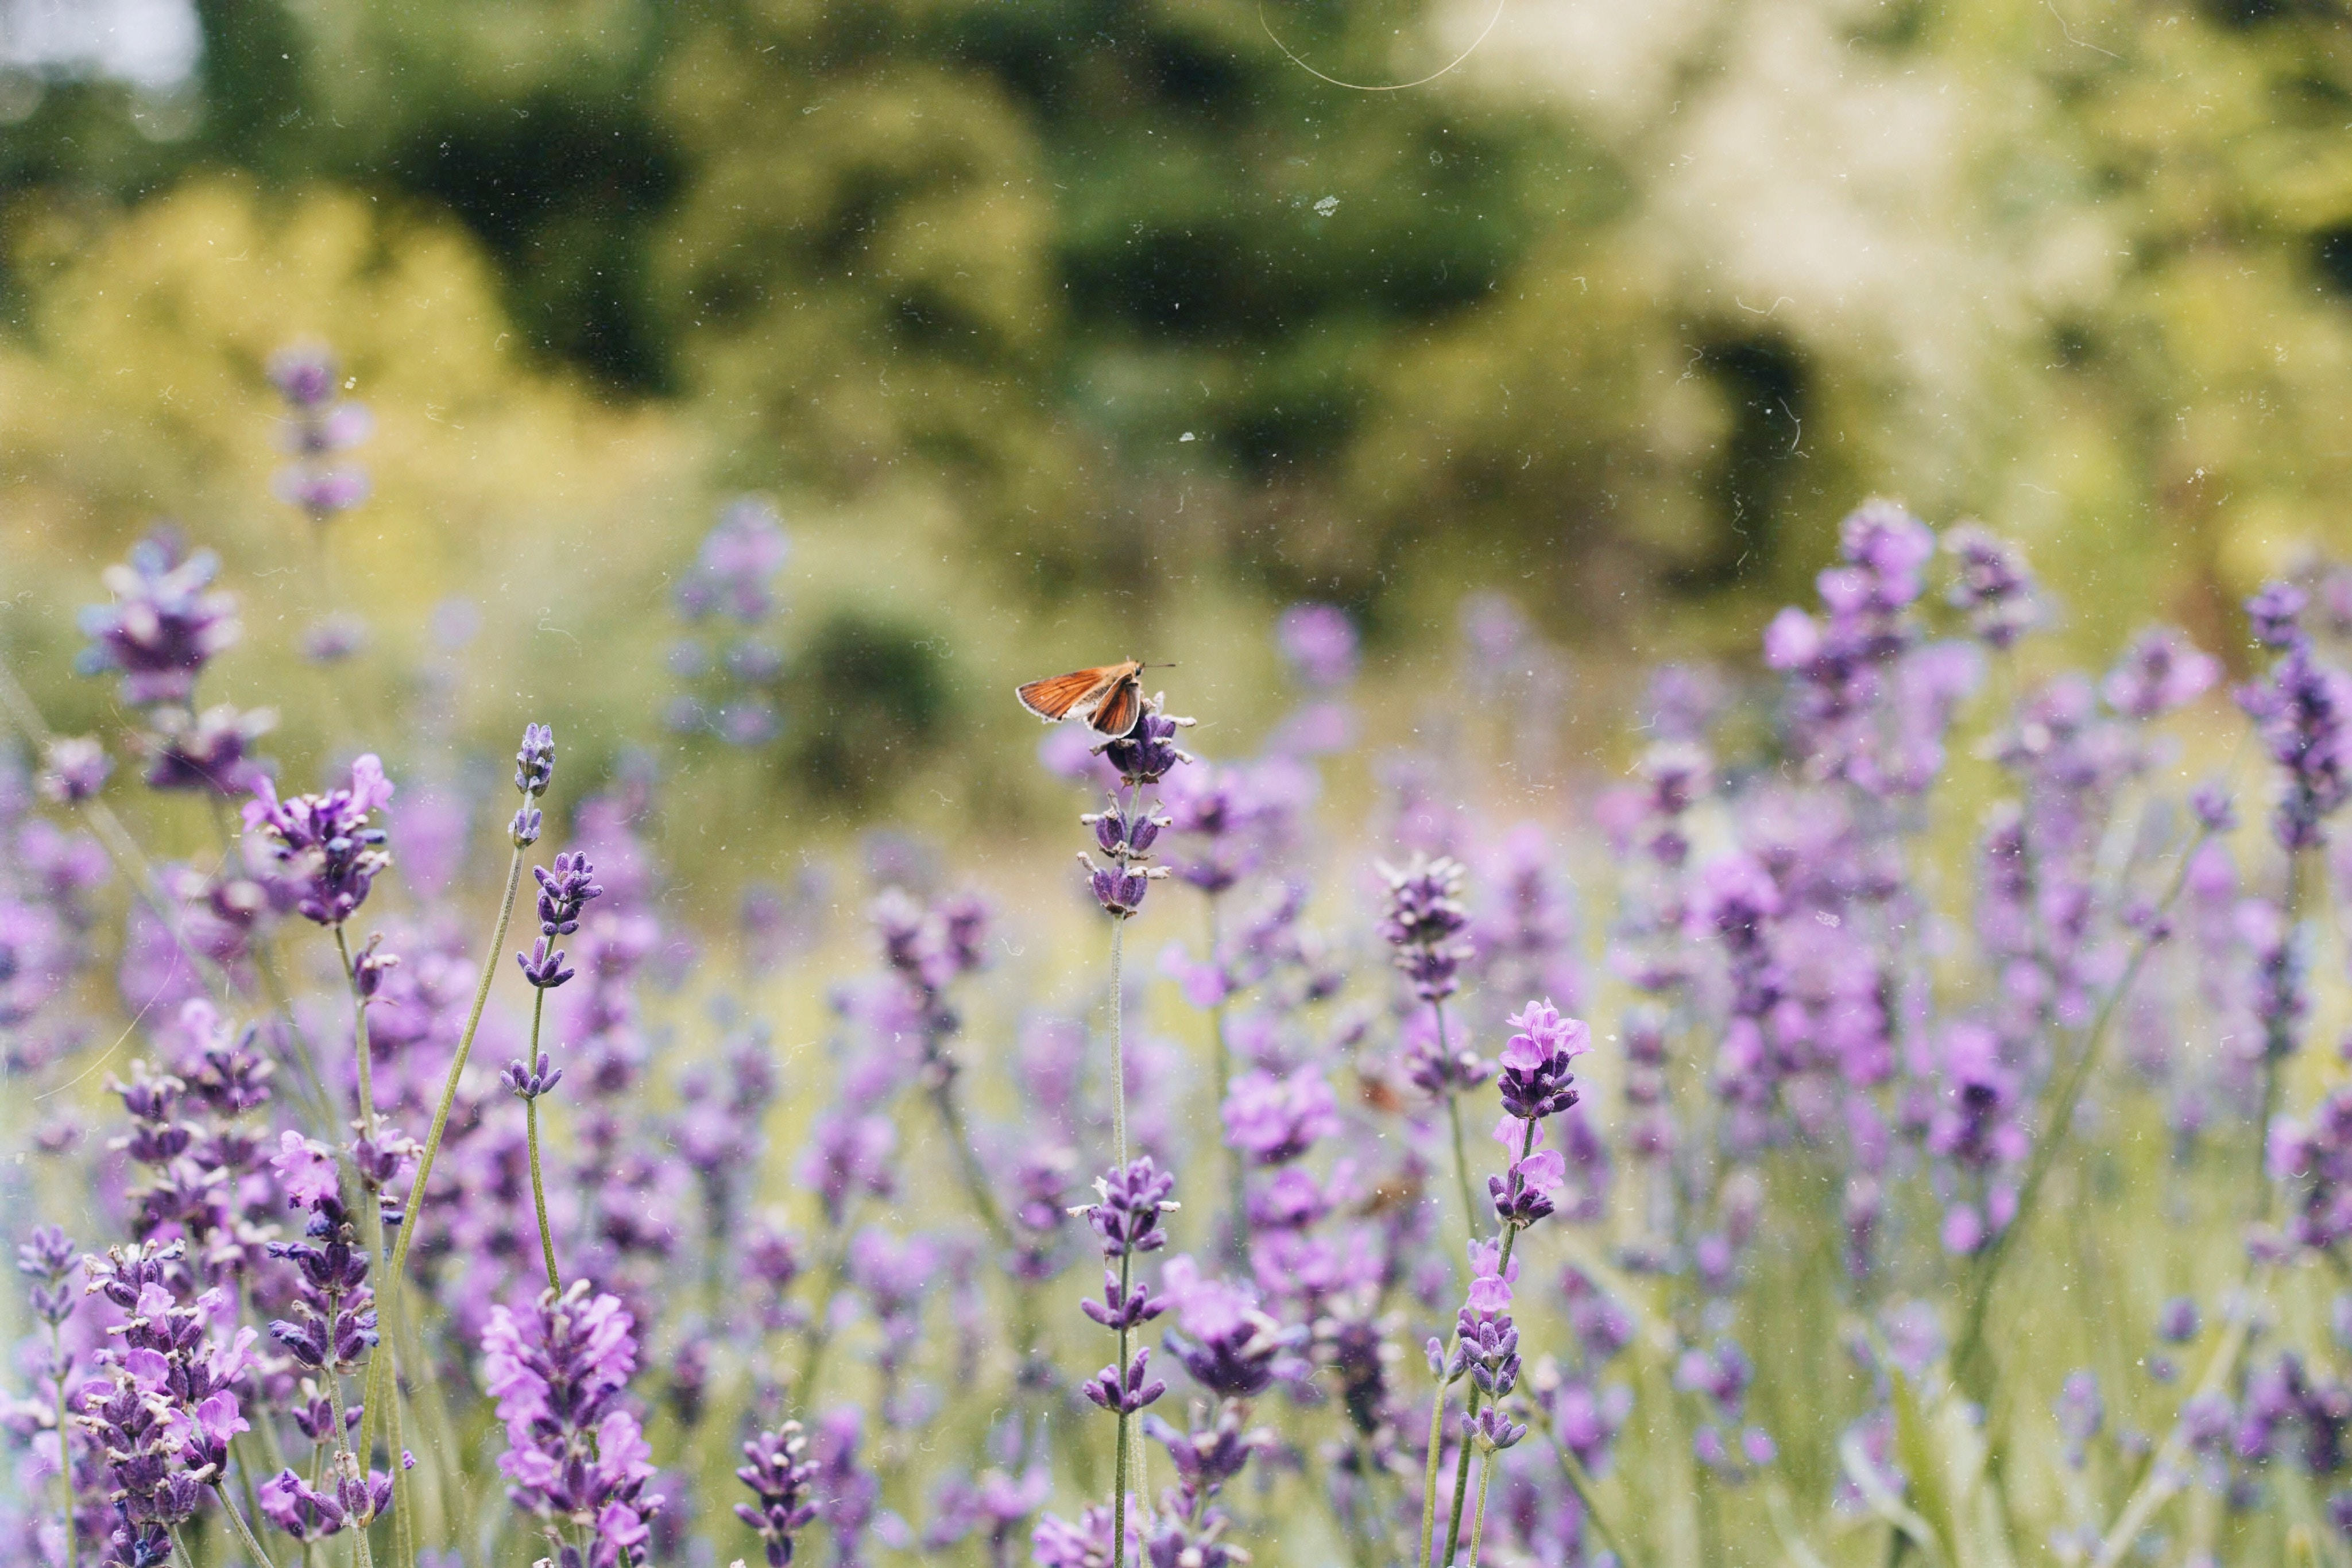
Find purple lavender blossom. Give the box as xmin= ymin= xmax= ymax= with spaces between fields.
xmin=736 ymin=1421 xmax=819 ymax=1566
xmin=2270 ymin=1087 xmax=2352 ymax=1252
xmin=481 ymin=1281 xmax=664 ymax=1566
xmin=2103 ymin=628 xmax=2220 ymax=719
xmin=37 ymin=738 xmax=110 ymax=805
xmin=2237 ymin=597 xmax=2352 ymax=849
xmin=141 ymin=703 xmax=276 ymax=795
xmin=1220 ymin=1069 xmax=1339 ymax=1167
xmin=1275 ymin=603 xmax=1360 ymax=689
xmin=1378 ymin=854 xmax=1473 ymax=1004
xmin=1158 ymin=1259 xmax=1302 ymax=1399
xmin=1944 ymin=523 xmax=2039 ymax=649
xmin=241 ymin=754 xmax=394 ymax=925
xmin=675 ymin=497 xmax=791 ymax=624
xmin=518 ymin=851 xmax=603 ymax=989
xmin=269 ymin=342 xmax=372 ymax=526
xmin=75 ymin=530 xmax=241 ymax=706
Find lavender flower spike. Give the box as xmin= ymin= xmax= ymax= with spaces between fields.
xmin=737 ymin=1422 xmax=820 ymax=1567
xmin=242 ymin=754 xmax=394 ymax=926
xmin=75 ymin=529 xmax=241 ymax=706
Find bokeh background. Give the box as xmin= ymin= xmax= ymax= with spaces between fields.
xmin=2 ymin=0 xmax=2347 ymax=854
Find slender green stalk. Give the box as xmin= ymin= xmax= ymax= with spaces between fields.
xmin=523 ymin=987 xmax=562 ymax=1294
xmin=2252 ymin=850 xmax=2308 ymax=1224
xmin=332 ymin=925 xmax=378 ymax=1141
xmin=1417 ymin=1368 xmax=1451 ymax=1568
xmin=1434 ymin=1003 xmax=1478 ymax=1236
xmin=1463 ymin=1449 xmax=1496 ymax=1568
xmin=2090 ymin=1265 xmax=2270 ymax=1566
xmin=212 ymin=1482 xmax=280 ymax=1568
xmin=1422 ymin=1122 xmax=1534 ymax=1568
xmin=1529 ymin=1401 xmax=1642 ymax=1568
xmin=1111 ymin=915 xmax=1129 ymax=1170
xmin=1204 ymin=895 xmax=1247 ymax=1261
xmin=319 ymin=1290 xmax=373 ymax=1568
xmin=527 ymin=1095 xmax=561 ymax=1295
xmin=931 ymin=1075 xmax=1012 ymax=1246
xmin=51 ymin=1320 xmax=75 ymax=1568
xmin=168 ymin=1524 xmax=195 ymax=1568
xmin=358 ymin=839 xmax=527 ymax=1538
xmin=1113 ymin=1244 xmax=1134 ymax=1568
xmin=1951 ymin=825 xmax=2213 ymax=1395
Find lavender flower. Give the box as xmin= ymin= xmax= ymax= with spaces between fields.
xmin=736 ymin=1422 xmax=819 ymax=1566
xmin=75 ymin=530 xmax=240 ymax=706
xmin=675 ymin=497 xmax=791 ymax=623
xmin=269 ymin=342 xmax=372 ymax=526
xmin=481 ymin=1280 xmax=664 ymax=1566
xmin=1220 ymin=1068 xmax=1339 ymax=1167
xmin=2237 ymin=595 xmax=2352 ymax=849
xmin=37 ymin=738 xmax=110 ymax=805
xmin=140 ymin=703 xmax=276 ymax=795
xmin=2270 ymin=1087 xmax=2352 ymax=1252
xmin=1944 ymin=523 xmax=2039 ymax=649
xmin=1378 ymin=854 xmax=1473 ymax=1004
xmin=517 ymin=851 xmax=602 ymax=989
xmin=2103 ymin=628 xmax=2220 ymax=719
xmin=1276 ymin=603 xmax=1360 ymax=688
xmin=241 ymin=754 xmax=394 ymax=925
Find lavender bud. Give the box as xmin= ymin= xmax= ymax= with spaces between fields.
xmin=515 ymin=722 xmax=555 ymax=797
xmin=37 ymin=736 xmax=110 ymax=804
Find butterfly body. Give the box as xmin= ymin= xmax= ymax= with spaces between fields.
xmin=1016 ymin=660 xmax=1146 ymax=740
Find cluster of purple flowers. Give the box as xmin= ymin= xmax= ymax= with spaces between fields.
xmin=667 ymin=497 xmax=793 ymax=745
xmin=20 ymin=491 xmax=2352 ymax=1568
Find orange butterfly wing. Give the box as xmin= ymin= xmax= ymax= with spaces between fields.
xmin=1017 ymin=667 xmax=1121 ymax=723
xmin=1084 ymin=675 xmax=1143 ymax=740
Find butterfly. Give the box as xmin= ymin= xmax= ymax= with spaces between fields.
xmin=1015 ymin=660 xmax=1146 ymax=740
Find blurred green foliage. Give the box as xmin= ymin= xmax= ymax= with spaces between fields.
xmin=9 ymin=0 xmax=2352 ymax=789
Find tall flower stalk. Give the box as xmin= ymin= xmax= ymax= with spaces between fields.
xmin=1068 ymin=696 xmax=1191 ymax=1568
xmin=506 ymin=849 xmax=601 ymax=1293
xmin=358 ymin=722 xmax=554 ymax=1542
xmin=1417 ymin=1001 xmax=1587 ymax=1568
xmin=1381 ymin=855 xmax=1483 ymax=1236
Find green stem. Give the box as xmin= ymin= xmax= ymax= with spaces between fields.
xmin=932 ymin=1075 xmax=1012 ymax=1246
xmin=51 ymin=1325 xmax=75 ymax=1568
xmin=1205 ymin=895 xmax=1247 ymax=1262
xmin=332 ymin=925 xmax=378 ymax=1141
xmin=319 ymin=1295 xmax=373 ymax=1568
xmin=523 ymin=985 xmax=562 ymax=1294
xmin=1417 ymin=1368 xmax=1452 ymax=1568
xmin=212 ymin=1482 xmax=280 ymax=1568
xmin=2090 ymin=1265 xmax=2269 ymax=1567
xmin=1111 ymin=916 xmax=1129 ymax=1170
xmin=1422 ymin=1122 xmax=1534 ymax=1568
xmin=527 ymin=1096 xmax=561 ymax=1295
xmin=1463 ymin=1449 xmax=1496 ymax=1568
xmin=1529 ymin=1401 xmax=1642 ymax=1568
xmin=358 ymin=839 xmax=527 ymax=1532
xmin=2252 ymin=850 xmax=2308 ymax=1225
xmin=1951 ymin=824 xmax=2213 ymax=1396
xmin=1113 ymin=1240 xmax=1134 ymax=1568
xmin=1435 ymin=1002 xmax=1479 ymax=1237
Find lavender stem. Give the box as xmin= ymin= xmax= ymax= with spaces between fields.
xmin=49 ymin=1320 xmax=74 ymax=1568
xmin=1462 ymin=1448 xmax=1496 ymax=1568
xmin=358 ymin=837 xmax=527 ymax=1531
xmin=1950 ymin=825 xmax=2213 ymax=1395
xmin=212 ymin=1481 xmax=280 ymax=1568
xmin=1112 ymin=1243 xmax=1134 ymax=1568
xmin=524 ymin=987 xmax=562 ymax=1294
xmin=1436 ymin=1002 xmax=1478 ymax=1236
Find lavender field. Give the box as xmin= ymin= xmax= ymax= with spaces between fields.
xmin=11 ymin=3 xmax=2352 ymax=1556
xmin=6 ymin=346 xmax=2352 ymax=1568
